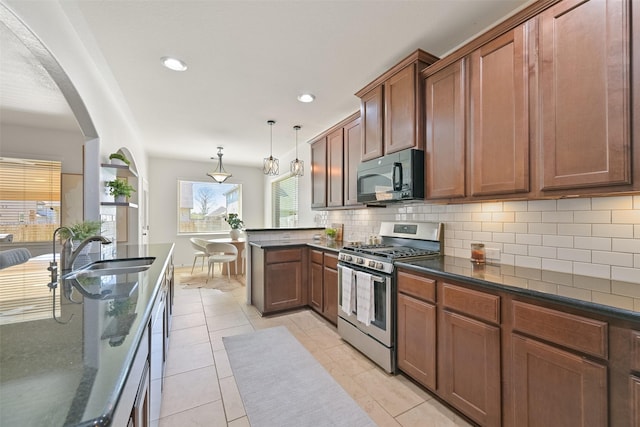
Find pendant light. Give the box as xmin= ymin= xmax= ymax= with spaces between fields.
xmin=263 ymin=120 xmax=279 ymax=176
xmin=207 ymin=147 xmax=232 ymax=183
xmin=290 ymin=125 xmax=304 ymax=177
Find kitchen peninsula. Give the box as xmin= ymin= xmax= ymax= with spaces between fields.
xmin=0 ymin=243 xmax=174 ymax=426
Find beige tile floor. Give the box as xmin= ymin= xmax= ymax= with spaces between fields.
xmin=156 ymin=266 xmax=474 ymax=427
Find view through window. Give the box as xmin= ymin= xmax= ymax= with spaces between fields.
xmin=0 ymin=157 xmax=61 ymax=243
xmin=178 ymin=180 xmax=242 ymax=234
xmin=272 ymin=174 xmax=298 ymax=227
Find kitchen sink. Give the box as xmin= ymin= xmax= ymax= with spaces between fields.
xmin=62 ymin=257 xmax=156 ymax=279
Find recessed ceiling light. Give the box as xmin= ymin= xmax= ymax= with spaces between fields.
xmin=161 ymin=56 xmax=187 ymax=71
xmin=297 ymin=93 xmax=315 ymax=103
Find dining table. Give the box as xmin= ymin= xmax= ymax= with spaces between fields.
xmin=207 ymin=237 xmax=246 ymax=277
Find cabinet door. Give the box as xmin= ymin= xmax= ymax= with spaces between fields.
xmin=323 ymin=263 xmax=338 ymax=324
xmin=470 ymin=24 xmax=530 ymax=197
xmin=327 ymin=128 xmax=344 ymax=207
xmin=343 ymin=116 xmax=362 ymax=206
xmin=385 ymin=64 xmax=418 ymax=155
xmin=310 ymin=138 xmax=327 ymax=208
xmin=632 ymin=376 xmax=640 ymax=427
xmin=265 ymin=261 xmax=303 ymax=312
xmin=425 ymin=59 xmax=466 ymax=199
xmin=397 ymin=293 xmax=436 ymax=390
xmin=439 ymin=310 xmax=501 ymax=426
xmin=511 ymin=334 xmax=607 ymax=427
xmin=539 ymin=0 xmax=630 ymax=190
xmin=360 ymin=85 xmax=384 ymax=161
xmin=309 ymin=259 xmax=323 ymax=312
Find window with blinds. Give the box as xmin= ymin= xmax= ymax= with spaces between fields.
xmin=0 ymin=157 xmax=61 ymax=242
xmin=272 ymin=174 xmax=299 ymax=227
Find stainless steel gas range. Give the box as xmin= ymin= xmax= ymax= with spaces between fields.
xmin=337 ymin=221 xmax=443 ymax=373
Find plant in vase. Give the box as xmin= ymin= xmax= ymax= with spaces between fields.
xmin=109 ymin=152 xmax=130 ymax=166
xmin=325 ymin=227 xmax=337 ymax=242
xmin=224 ymin=213 xmax=244 ymax=240
xmin=106 ymin=178 xmax=135 ymax=203
xmin=59 ymin=220 xmax=102 ymax=254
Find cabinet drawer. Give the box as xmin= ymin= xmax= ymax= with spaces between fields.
xmin=631 ymin=330 xmax=640 ymax=372
xmin=310 ymin=249 xmax=323 ymax=264
xmin=398 ymin=270 xmax=436 ymax=303
xmin=512 ymin=300 xmax=608 ymax=359
xmin=441 ymin=282 xmax=500 ymax=324
xmin=266 ymin=248 xmax=302 ymax=264
xmin=324 ymin=252 xmax=338 ymax=270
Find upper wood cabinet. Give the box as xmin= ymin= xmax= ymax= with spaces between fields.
xmin=310 ymin=137 xmax=327 ymax=209
xmin=469 ymin=24 xmax=531 ymax=197
xmin=309 ymin=112 xmax=361 ymax=210
xmin=425 ymin=59 xmax=466 ymax=199
xmin=357 ymin=49 xmax=438 ymax=161
xmin=538 ymin=0 xmax=631 ymax=192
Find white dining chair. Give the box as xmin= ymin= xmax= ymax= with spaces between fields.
xmin=205 ymin=242 xmax=238 ymax=282
xmin=189 ymin=237 xmax=208 ymax=274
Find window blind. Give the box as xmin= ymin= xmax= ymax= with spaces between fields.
xmin=272 ymin=174 xmax=299 ymax=227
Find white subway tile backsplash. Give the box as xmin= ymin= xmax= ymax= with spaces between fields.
xmin=463 ymin=221 xmax=483 ymax=232
xmin=557 ymin=248 xmax=591 ymax=263
xmin=542 ymin=211 xmax=574 ymax=223
xmin=482 ymin=202 xmax=504 ymax=212
xmin=454 ymin=212 xmax=473 ymax=222
xmin=557 ymin=198 xmax=591 ymax=211
xmin=504 ymin=243 xmax=528 ymax=255
xmin=482 ymin=222 xmax=503 ymax=233
xmin=612 ymin=210 xmax=640 ymax=224
xmin=504 ymin=222 xmax=528 ymax=233
xmin=574 ymin=236 xmax=612 ymax=251
xmin=528 ymin=200 xmax=557 ymax=211
xmin=636 ymin=254 xmax=640 ymax=268
xmin=515 ymin=255 xmax=542 ymax=269
xmin=463 ymin=203 xmax=483 ymax=212
xmin=635 ymin=195 xmax=640 ymax=209
xmin=472 ymin=231 xmax=492 ymax=241
xmin=541 ymin=258 xmax=572 ymax=274
xmin=501 ymin=253 xmax=515 ymax=265
xmin=557 ymin=285 xmax=592 ymax=300
xmin=542 ymin=234 xmax=573 ymax=248
xmin=635 ymin=225 xmax=640 ymax=238
xmin=557 ymin=223 xmax=592 ymax=236
xmin=592 ymin=251 xmax=634 ymax=267
xmin=612 ymin=238 xmax=640 ymax=253
xmin=528 ymin=280 xmax=558 ymax=294
xmin=592 ymin=291 xmax=634 ymax=310
xmin=516 ymin=212 xmax=542 ymax=223
xmin=472 ymin=212 xmax=493 ymax=222
xmin=530 ymin=245 xmax=556 ymax=259
xmin=592 ymin=224 xmax=634 ymax=238
xmin=573 ymin=210 xmax=611 ymax=224
xmin=503 ymin=200 xmax=528 ymax=212
xmin=492 ymin=212 xmax=515 ymax=222
xmin=516 ymin=233 xmax=542 ymax=245
xmin=574 ymin=262 xmax=610 ymax=279
xmin=592 ymin=196 xmax=633 ymax=210
xmin=528 ymin=223 xmax=557 ymax=235
xmin=493 ymin=232 xmax=516 ymax=243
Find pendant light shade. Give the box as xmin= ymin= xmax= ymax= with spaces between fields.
xmin=290 ymin=125 xmax=304 ymax=177
xmin=207 ymin=147 xmax=232 ymax=183
xmin=263 ymin=120 xmax=279 ymax=176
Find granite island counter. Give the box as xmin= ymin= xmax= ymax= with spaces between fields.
xmin=0 ymin=243 xmax=174 ymax=426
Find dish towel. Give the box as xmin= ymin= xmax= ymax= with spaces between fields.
xmin=356 ymin=271 xmax=375 ymax=326
xmin=341 ymin=266 xmax=355 ymax=314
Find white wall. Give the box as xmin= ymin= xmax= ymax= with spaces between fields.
xmin=148 ymin=156 xmax=265 ymax=266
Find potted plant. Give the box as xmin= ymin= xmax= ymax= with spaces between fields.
xmin=59 ymin=220 xmax=102 ymax=254
xmin=325 ymin=227 xmax=337 ymax=242
xmin=225 ymin=213 xmax=244 ymax=240
xmin=106 ymin=178 xmax=136 ymax=203
xmin=109 ymin=152 xmax=130 ymax=166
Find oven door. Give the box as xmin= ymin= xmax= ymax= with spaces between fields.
xmin=337 ymin=264 xmax=392 ymax=347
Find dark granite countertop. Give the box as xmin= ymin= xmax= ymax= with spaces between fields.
xmin=0 ymin=243 xmax=174 ymax=426
xmin=396 ymin=256 xmax=640 ymax=323
xmin=248 ymin=239 xmax=344 ymax=252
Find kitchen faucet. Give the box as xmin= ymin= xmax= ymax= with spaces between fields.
xmin=48 ymin=226 xmax=74 ymax=286
xmin=61 ymin=235 xmax=112 ymax=272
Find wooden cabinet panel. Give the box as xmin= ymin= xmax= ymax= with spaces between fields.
xmin=360 ymin=86 xmax=384 ymax=161
xmin=343 ymin=116 xmax=362 ymax=206
xmin=632 ymin=376 xmax=640 ymax=426
xmin=323 ymin=262 xmax=338 ymax=324
xmin=327 ymin=128 xmax=344 ymax=207
xmin=440 ymin=310 xmax=501 ymax=426
xmin=539 ymin=0 xmax=631 ymax=191
xmin=384 ymin=64 xmax=418 ymax=154
xmin=425 ymin=59 xmax=466 ymax=199
xmin=512 ymin=300 xmax=608 ymax=359
xmin=397 ymin=270 xmax=436 ymax=303
xmin=265 ymin=262 xmax=303 ymax=312
xmin=511 ymin=334 xmax=607 ymax=427
xmin=309 ymin=258 xmax=323 ymax=311
xmin=310 ymin=138 xmax=327 ymax=208
xmin=397 ymin=293 xmax=436 ymax=390
xmin=470 ymin=24 xmax=530 ymax=197
xmin=632 ymin=330 xmax=640 ymax=372
xmin=266 ymin=248 xmax=302 ymax=263
xmin=441 ymin=282 xmax=500 ymax=324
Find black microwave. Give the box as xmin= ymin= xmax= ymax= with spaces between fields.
xmin=357 ymin=148 xmax=424 ymax=205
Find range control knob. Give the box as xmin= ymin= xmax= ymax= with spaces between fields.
xmin=376 ymin=262 xmax=384 ymax=269
xmin=344 ymin=255 xmax=352 ymax=262
xmin=357 ymin=258 xmax=365 ymax=265
xmin=368 ymin=260 xmax=376 ymax=268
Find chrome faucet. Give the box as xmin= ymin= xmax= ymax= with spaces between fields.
xmin=61 ymin=235 xmax=112 ymax=271
xmin=48 ymin=226 xmax=74 ymax=287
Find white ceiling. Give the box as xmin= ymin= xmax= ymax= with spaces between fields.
xmin=1 ymin=0 xmax=532 ymax=167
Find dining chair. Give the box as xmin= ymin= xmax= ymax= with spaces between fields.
xmin=189 ymin=237 xmax=208 ymax=274
xmin=205 ymin=242 xmax=238 ymax=282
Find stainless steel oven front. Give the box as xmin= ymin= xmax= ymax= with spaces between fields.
xmin=337 ymin=263 xmax=395 ymax=373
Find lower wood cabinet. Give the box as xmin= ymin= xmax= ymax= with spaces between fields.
xmin=251 ymin=246 xmax=307 ymax=315
xmin=308 ymin=248 xmax=338 ymax=324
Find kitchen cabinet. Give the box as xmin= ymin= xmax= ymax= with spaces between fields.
xmin=310 ymin=137 xmax=327 ymax=209
xmin=251 ymin=245 xmax=307 ymax=315
xmin=469 ymin=24 xmax=530 ymax=197
xmin=356 ymin=49 xmax=438 ymax=161
xmin=424 ymin=59 xmax=466 ymax=199
xmin=538 ymin=0 xmax=631 ymax=192
xmin=308 ymin=248 xmax=338 ymax=324
xmin=508 ymin=301 xmax=608 ymax=426
xmin=309 ymin=112 xmax=361 ymax=210
xmin=439 ymin=282 xmax=501 ymax=426
xmin=397 ymin=271 xmax=437 ymax=390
